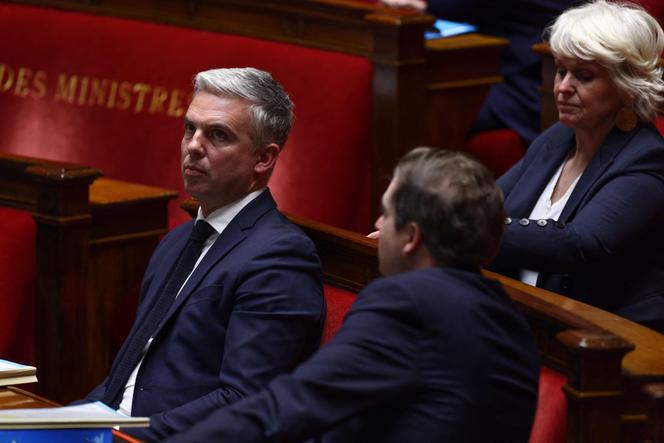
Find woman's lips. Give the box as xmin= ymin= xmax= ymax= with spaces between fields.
xmin=556 ymin=102 xmax=578 ymax=110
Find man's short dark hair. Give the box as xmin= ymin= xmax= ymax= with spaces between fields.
xmin=392 ymin=147 xmax=504 ymax=268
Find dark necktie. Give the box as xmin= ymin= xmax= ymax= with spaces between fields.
xmin=102 ymin=220 xmax=216 ymax=409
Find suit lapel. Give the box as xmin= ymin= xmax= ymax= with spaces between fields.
xmin=560 ymin=127 xmax=635 ymax=221
xmin=153 ymin=190 xmax=278 ymax=335
xmin=506 ymin=132 xmax=573 ymax=216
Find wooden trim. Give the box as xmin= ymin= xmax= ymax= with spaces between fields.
xmin=0 ymin=153 xmax=175 ymax=403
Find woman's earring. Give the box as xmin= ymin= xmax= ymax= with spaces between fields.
xmin=616 ymin=106 xmax=637 ymax=132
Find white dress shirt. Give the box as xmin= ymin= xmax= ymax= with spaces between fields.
xmin=520 ymin=163 xmax=580 ymax=286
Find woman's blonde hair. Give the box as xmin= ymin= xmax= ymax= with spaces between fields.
xmin=547 ymin=0 xmax=664 ymax=121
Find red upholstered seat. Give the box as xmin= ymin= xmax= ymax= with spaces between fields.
xmin=0 ymin=207 xmax=36 ymax=365
xmin=0 ymin=3 xmax=373 ymax=232
xmin=529 ymin=366 xmax=567 ymax=443
xmin=463 ymin=129 xmax=528 ymax=177
xmin=655 ymin=116 xmax=664 ymax=137
xmin=321 ymin=284 xmax=358 ymax=345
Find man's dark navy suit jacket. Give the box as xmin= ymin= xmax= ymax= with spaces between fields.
xmin=164 ymin=266 xmax=540 ymax=443
xmin=80 ymin=190 xmax=324 ymax=441
xmin=427 ymin=0 xmax=573 ymax=143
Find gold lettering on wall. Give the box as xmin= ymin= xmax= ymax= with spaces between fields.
xmin=55 ymin=74 xmax=78 ymax=103
xmin=32 ymin=71 xmax=47 ymax=99
xmin=1 ymin=62 xmax=190 ymax=119
xmin=0 ymin=64 xmax=48 ymax=97
xmin=0 ymin=65 xmax=13 ymax=93
xmin=87 ymin=78 xmax=108 ymax=107
xmin=150 ymin=87 xmax=168 ymax=114
xmin=132 ymin=83 xmax=151 ymax=113
xmin=117 ymin=81 xmax=132 ymax=111
xmin=15 ymin=68 xmax=33 ymax=97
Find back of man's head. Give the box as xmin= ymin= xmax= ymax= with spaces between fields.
xmin=194 ymin=67 xmax=294 ymax=151
xmin=392 ymin=147 xmax=504 ymax=268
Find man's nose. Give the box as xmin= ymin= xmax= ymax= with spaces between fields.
xmin=185 ymin=131 xmax=205 ymax=156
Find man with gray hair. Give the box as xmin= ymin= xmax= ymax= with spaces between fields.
xmin=165 ymin=147 xmax=540 ymax=443
xmin=76 ymin=68 xmax=324 ymax=442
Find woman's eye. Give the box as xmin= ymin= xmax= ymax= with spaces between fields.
xmin=576 ymin=71 xmax=593 ymax=82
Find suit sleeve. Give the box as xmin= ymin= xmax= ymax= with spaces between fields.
xmin=162 ymin=279 xmax=422 ymax=443
xmin=494 ymin=148 xmax=664 ymax=273
xmin=128 ymin=232 xmax=324 ymax=442
xmin=425 ymin=0 xmax=482 ymax=23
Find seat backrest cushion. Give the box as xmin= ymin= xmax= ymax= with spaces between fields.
xmin=463 ymin=128 xmax=528 ymax=177
xmin=0 ymin=3 xmax=373 ymax=232
xmin=0 ymin=207 xmax=36 ymax=365
xmin=321 ymin=284 xmax=358 ymax=345
xmin=529 ymin=366 xmax=567 ymax=443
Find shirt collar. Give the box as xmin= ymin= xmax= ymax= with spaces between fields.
xmin=195 ymin=188 xmax=266 ymax=236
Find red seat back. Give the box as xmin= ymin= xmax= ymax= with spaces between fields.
xmin=463 ymin=129 xmax=528 ymax=177
xmin=529 ymin=366 xmax=568 ymax=443
xmin=0 ymin=3 xmax=373 ymax=232
xmin=0 ymin=207 xmax=36 ymax=365
xmin=321 ymin=284 xmax=358 ymax=345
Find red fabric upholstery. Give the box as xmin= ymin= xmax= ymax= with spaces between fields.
xmin=635 ymin=0 xmax=664 ymax=23
xmin=321 ymin=284 xmax=358 ymax=345
xmin=529 ymin=366 xmax=567 ymax=443
xmin=655 ymin=116 xmax=664 ymax=136
xmin=463 ymin=129 xmax=528 ymax=177
xmin=0 ymin=207 xmax=36 ymax=365
xmin=0 ymin=4 xmax=373 ymax=232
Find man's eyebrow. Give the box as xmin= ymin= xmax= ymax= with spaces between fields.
xmin=181 ymin=118 xmax=234 ymax=134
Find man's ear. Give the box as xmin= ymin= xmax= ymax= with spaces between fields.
xmin=402 ymin=221 xmax=423 ymax=256
xmin=255 ymin=143 xmax=280 ymax=174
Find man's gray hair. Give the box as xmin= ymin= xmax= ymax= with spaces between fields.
xmin=392 ymin=147 xmax=505 ymax=268
xmin=547 ymin=0 xmax=664 ymax=121
xmin=194 ymin=67 xmax=294 ymax=150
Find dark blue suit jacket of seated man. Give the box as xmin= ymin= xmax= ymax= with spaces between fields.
xmin=163 ymin=266 xmax=540 ymax=443
xmin=492 ymin=122 xmax=664 ymax=331
xmin=79 ymin=189 xmax=325 ymax=442
xmin=426 ymin=0 xmax=573 ymax=143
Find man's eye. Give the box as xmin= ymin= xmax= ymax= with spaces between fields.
xmin=556 ymin=68 xmax=567 ymax=77
xmin=210 ymin=130 xmax=228 ymax=141
xmin=184 ymin=123 xmax=195 ymax=134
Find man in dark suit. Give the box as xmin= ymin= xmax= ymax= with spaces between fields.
xmin=77 ymin=68 xmax=324 ymax=441
xmin=381 ymin=0 xmax=574 ymax=144
xmin=164 ymin=147 xmax=540 ymax=443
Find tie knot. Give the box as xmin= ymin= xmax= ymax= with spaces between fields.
xmin=191 ymin=220 xmax=215 ymax=243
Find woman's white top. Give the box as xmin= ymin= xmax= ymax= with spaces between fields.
xmin=520 ymin=161 xmax=581 ymax=286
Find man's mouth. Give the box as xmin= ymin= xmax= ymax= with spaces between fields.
xmin=183 ymin=165 xmax=205 ymax=176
